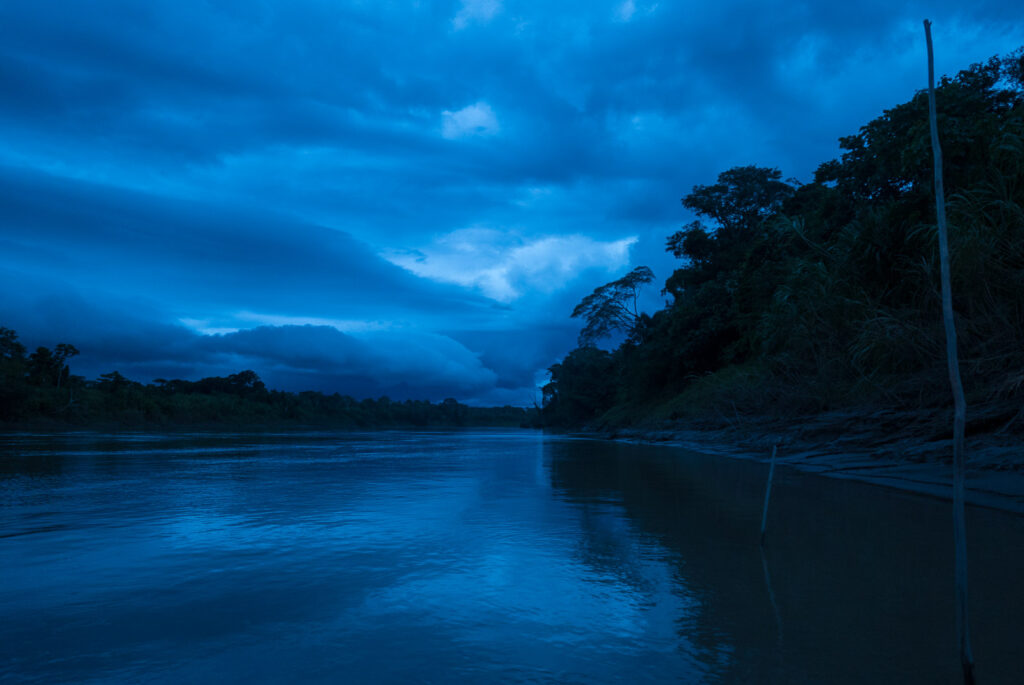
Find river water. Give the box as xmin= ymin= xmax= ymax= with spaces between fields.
xmin=1 ymin=431 xmax=1022 ymax=683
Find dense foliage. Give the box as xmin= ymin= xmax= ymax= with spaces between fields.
xmin=0 ymin=327 xmax=534 ymax=429
xmin=544 ymin=49 xmax=1024 ymax=428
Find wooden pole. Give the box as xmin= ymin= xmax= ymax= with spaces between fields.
xmin=761 ymin=544 xmax=783 ymax=645
xmin=760 ymin=444 xmax=778 ymax=545
xmin=923 ymin=20 xmax=976 ymax=684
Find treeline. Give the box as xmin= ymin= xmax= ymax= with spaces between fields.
xmin=544 ymin=49 xmax=1024 ymax=428
xmin=0 ymin=328 xmax=536 ymax=429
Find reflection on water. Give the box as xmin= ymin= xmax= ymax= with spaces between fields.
xmin=1 ymin=431 xmax=1022 ymax=683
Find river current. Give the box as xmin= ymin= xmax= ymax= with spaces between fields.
xmin=1 ymin=430 xmax=1022 ymax=683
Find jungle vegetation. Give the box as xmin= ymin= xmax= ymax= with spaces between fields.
xmin=543 ymin=48 xmax=1024 ymax=429
xmin=0 ymin=327 xmax=533 ymax=429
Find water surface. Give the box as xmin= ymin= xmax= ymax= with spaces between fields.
xmin=2 ymin=431 xmax=1022 ymax=683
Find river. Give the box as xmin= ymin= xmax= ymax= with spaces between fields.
xmin=1 ymin=430 xmax=1022 ymax=683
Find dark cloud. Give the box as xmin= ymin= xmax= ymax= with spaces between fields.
xmin=0 ymin=165 xmax=492 ymax=323
xmin=0 ymin=0 xmax=1020 ymax=403
xmin=204 ymin=325 xmax=499 ymax=399
xmin=0 ymin=291 xmax=500 ymax=400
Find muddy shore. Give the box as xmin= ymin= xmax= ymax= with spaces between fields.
xmin=582 ymin=408 xmax=1024 ymax=515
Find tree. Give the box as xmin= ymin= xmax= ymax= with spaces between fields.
xmin=53 ymin=343 xmax=79 ymax=390
xmin=0 ymin=327 xmax=25 ymax=360
xmin=440 ymin=397 xmax=466 ymax=425
xmin=665 ymin=220 xmax=715 ymax=263
xmin=97 ymin=371 xmax=133 ymax=391
xmin=0 ymin=327 xmax=26 ymax=378
xmin=679 ymin=165 xmax=794 ymax=238
xmin=28 ymin=347 xmax=58 ymax=386
xmin=664 ymin=167 xmax=795 ymax=298
xmin=571 ymin=266 xmax=654 ymax=347
xmin=226 ymin=370 xmax=267 ymax=396
xmin=542 ymin=346 xmax=617 ymax=426
xmin=25 ymin=342 xmax=79 ymax=389
xmin=1003 ymin=47 xmax=1024 ymax=88
xmin=0 ymin=328 xmax=29 ymax=420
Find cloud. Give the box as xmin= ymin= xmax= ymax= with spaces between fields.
xmin=441 ymin=101 xmax=500 ymax=139
xmin=205 ymin=325 xmax=499 ymax=397
xmin=616 ymin=1 xmax=637 ymax=22
xmin=452 ymin=0 xmax=502 ymax=30
xmin=615 ymin=1 xmax=659 ymax=22
xmin=0 ymin=165 xmax=494 ymax=325
xmin=1 ymin=0 xmax=1022 ymax=403
xmin=0 ymin=284 xmax=501 ymax=399
xmin=230 ymin=312 xmax=393 ymax=334
xmin=445 ymin=325 xmax=577 ymax=390
xmin=382 ymin=228 xmax=636 ymax=302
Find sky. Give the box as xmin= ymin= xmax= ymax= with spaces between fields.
xmin=1 ymin=0 xmax=1022 ymax=405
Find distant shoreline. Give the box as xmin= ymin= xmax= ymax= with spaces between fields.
xmin=0 ymin=420 xmax=537 ymax=434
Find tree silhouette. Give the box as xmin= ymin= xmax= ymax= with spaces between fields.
xmin=53 ymin=343 xmax=79 ymax=390
xmin=571 ymin=266 xmax=654 ymax=347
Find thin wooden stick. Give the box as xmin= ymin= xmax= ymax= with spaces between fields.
xmin=760 ymin=544 xmax=783 ymax=645
xmin=924 ymin=19 xmax=976 ymax=684
xmin=760 ymin=444 xmax=777 ymax=545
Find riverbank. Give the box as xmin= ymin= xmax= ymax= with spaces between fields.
xmin=584 ymin=407 xmax=1024 ymax=515
xmin=0 ymin=419 xmax=535 ymax=433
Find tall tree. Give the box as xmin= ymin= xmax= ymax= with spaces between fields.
xmin=53 ymin=343 xmax=79 ymax=390
xmin=542 ymin=346 xmax=616 ymax=426
xmin=664 ymin=166 xmax=795 ymax=297
xmin=680 ymin=165 xmax=794 ymax=236
xmin=571 ymin=266 xmax=655 ymax=347
xmin=28 ymin=347 xmax=58 ymax=386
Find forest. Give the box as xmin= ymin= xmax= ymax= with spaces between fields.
xmin=0 ymin=327 xmax=534 ymax=429
xmin=543 ymin=48 xmax=1024 ymax=431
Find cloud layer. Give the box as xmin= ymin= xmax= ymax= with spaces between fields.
xmin=0 ymin=0 xmax=1021 ymax=402
xmin=383 ymin=229 xmax=635 ymax=302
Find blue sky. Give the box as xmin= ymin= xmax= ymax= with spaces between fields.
xmin=1 ymin=0 xmax=1021 ymax=405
